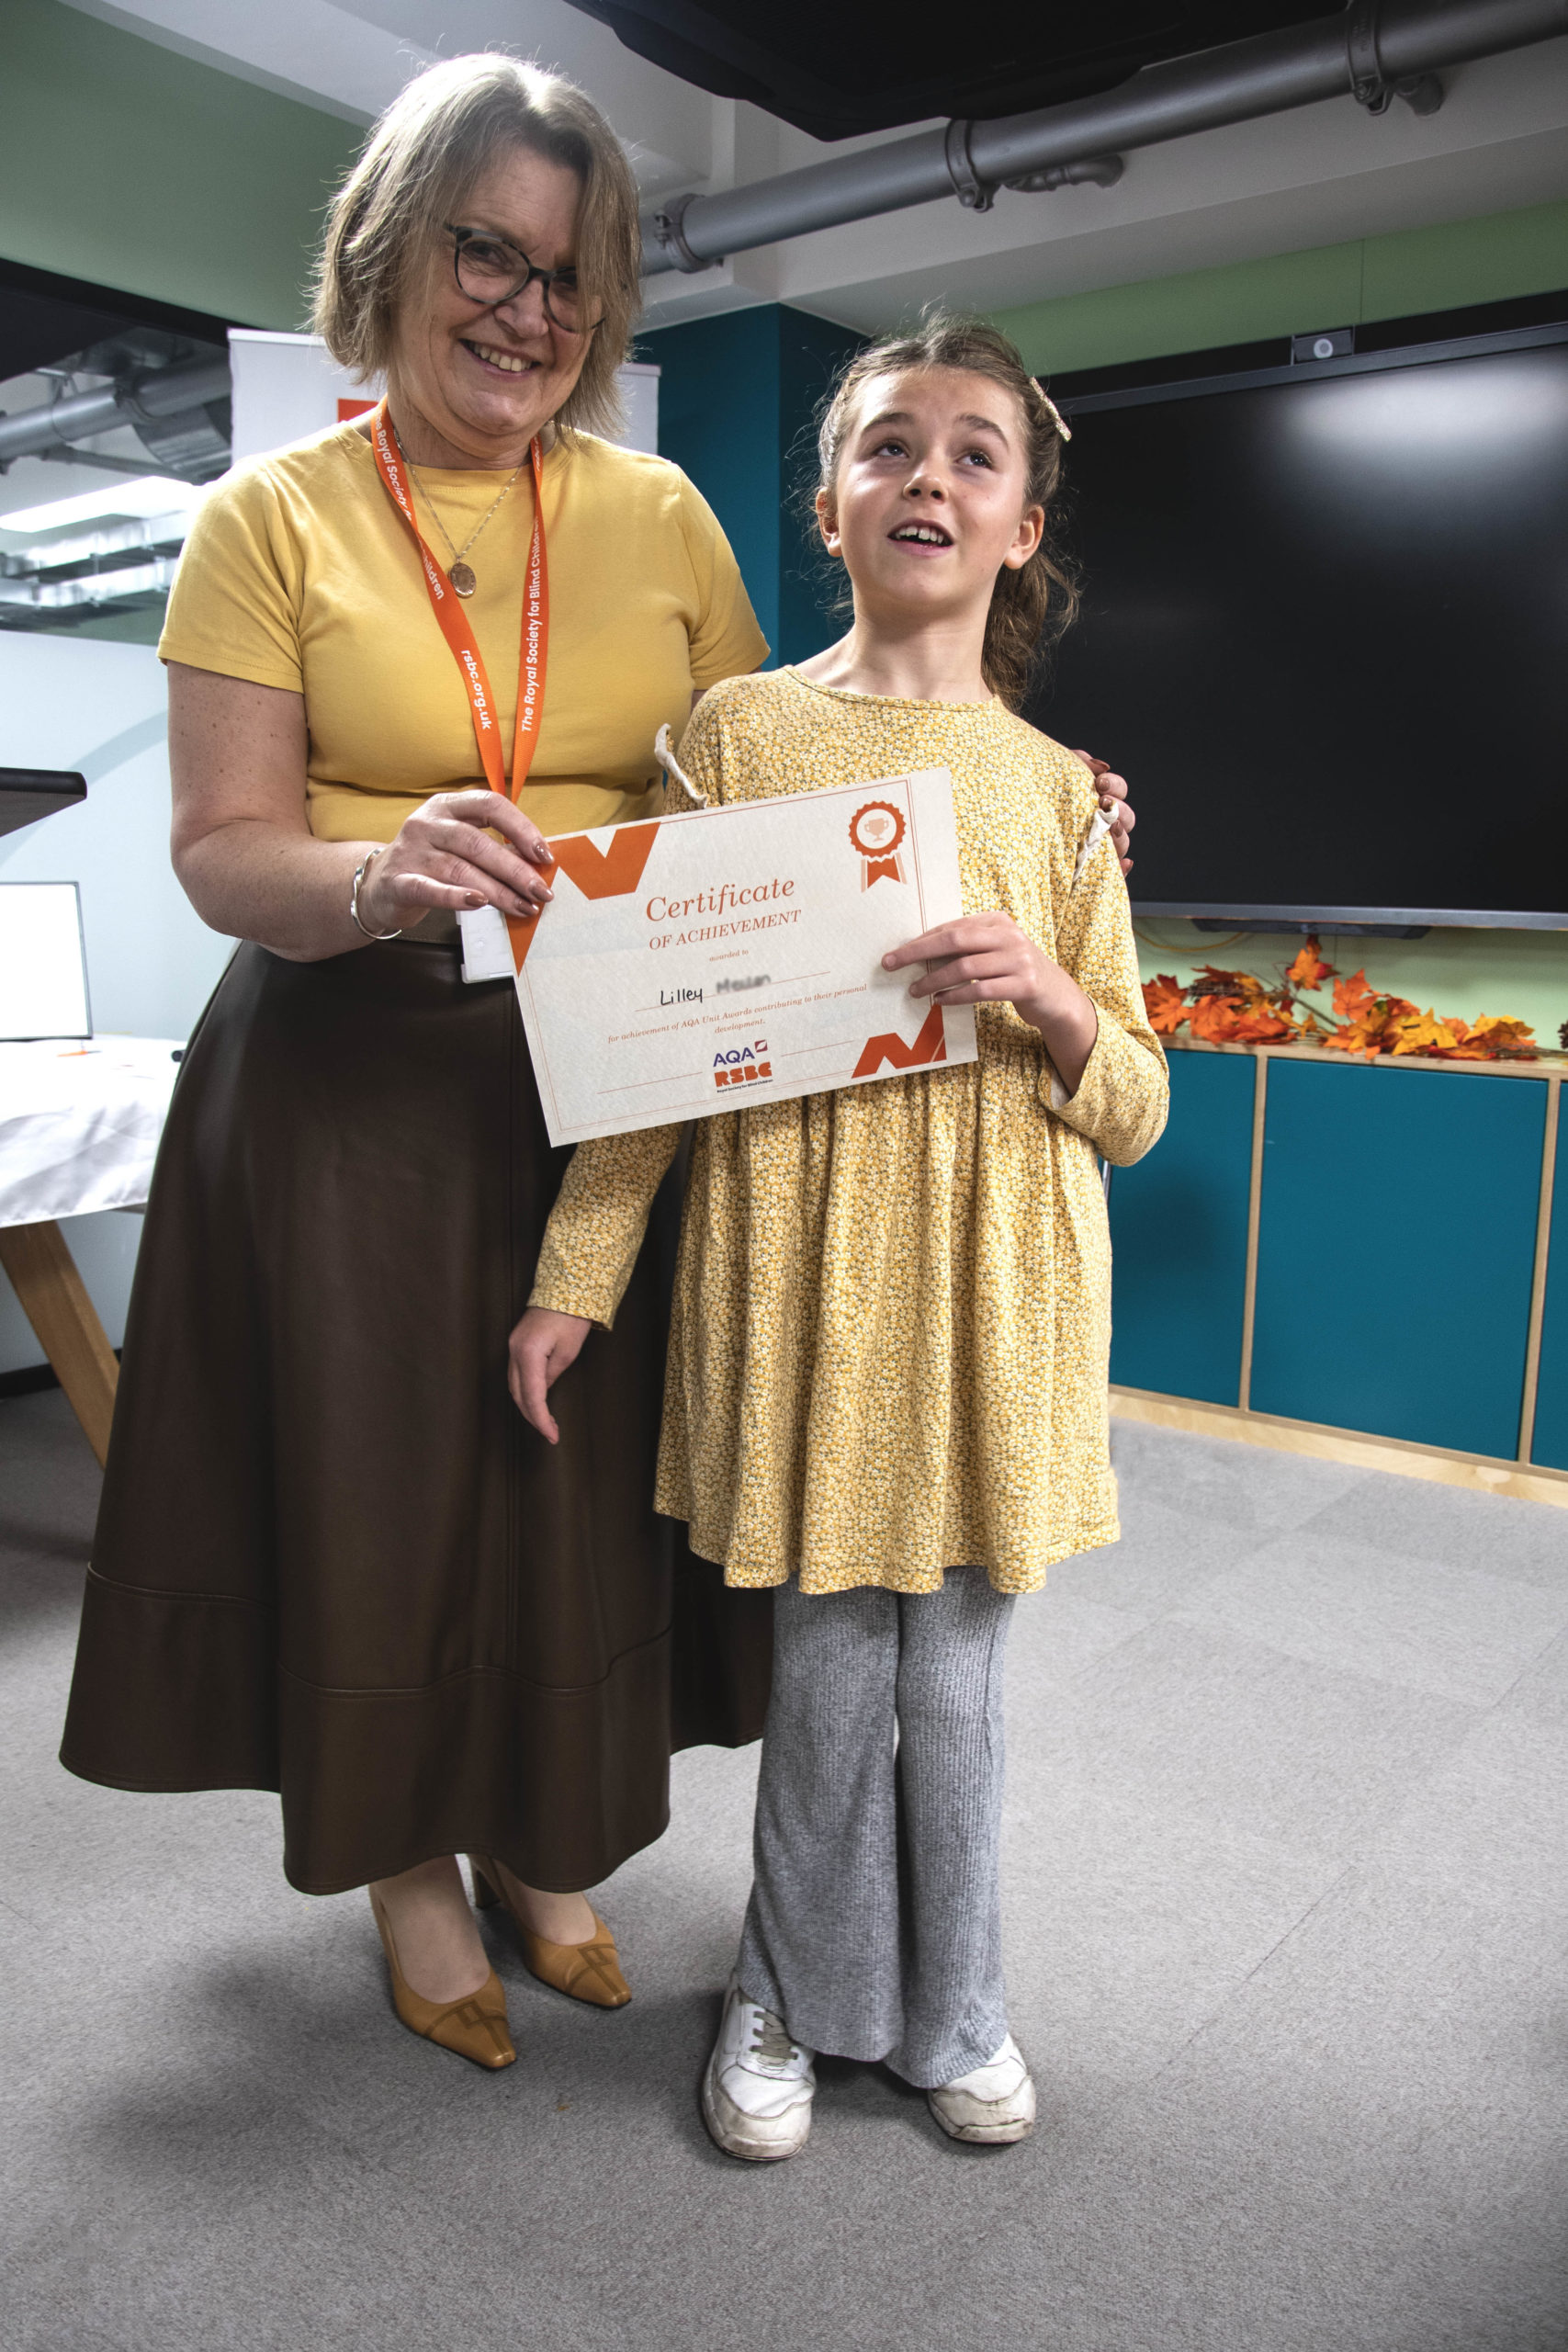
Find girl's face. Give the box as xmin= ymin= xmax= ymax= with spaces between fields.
xmin=818 ymin=368 xmax=1044 ymax=628
xmin=390 ymin=143 xmax=592 ymax=463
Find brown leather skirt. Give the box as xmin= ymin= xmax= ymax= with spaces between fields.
xmin=59 ymin=937 xmax=771 ymax=1895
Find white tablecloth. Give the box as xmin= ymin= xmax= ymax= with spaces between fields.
xmin=0 ymin=1037 xmax=182 ymax=1227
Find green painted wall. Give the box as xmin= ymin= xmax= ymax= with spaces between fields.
xmin=994 ymin=198 xmax=1568 ymax=376
xmin=0 ymin=0 xmax=362 ymax=327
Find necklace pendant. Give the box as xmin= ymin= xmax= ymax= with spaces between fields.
xmin=449 ymin=560 xmax=478 ymax=597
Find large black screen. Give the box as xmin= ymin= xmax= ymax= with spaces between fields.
xmin=1031 ymin=333 xmax=1568 ymax=926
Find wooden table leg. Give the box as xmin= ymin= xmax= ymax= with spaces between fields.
xmin=0 ymin=1218 xmax=118 ymax=1466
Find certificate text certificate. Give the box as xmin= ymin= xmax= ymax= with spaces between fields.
xmin=513 ymin=768 xmax=977 ymax=1146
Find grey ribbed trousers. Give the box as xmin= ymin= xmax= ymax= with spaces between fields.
xmin=736 ymin=1570 xmax=1016 ymax=2089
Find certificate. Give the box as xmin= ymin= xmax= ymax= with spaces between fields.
xmin=504 ymin=768 xmax=977 ymax=1147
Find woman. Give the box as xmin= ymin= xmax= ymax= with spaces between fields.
xmin=61 ymin=51 xmax=1137 ymax=2074
xmin=60 ymin=53 xmax=778 ymax=2069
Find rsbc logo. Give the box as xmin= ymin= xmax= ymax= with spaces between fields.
xmin=714 ymin=1040 xmax=772 ymax=1091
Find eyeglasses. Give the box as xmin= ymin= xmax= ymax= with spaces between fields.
xmin=445 ymin=224 xmax=599 ymax=335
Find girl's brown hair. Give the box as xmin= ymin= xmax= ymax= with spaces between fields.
xmin=312 ymin=53 xmax=641 ymax=441
xmin=816 ymin=314 xmax=1079 ymax=709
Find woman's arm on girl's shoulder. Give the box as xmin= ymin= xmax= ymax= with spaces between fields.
xmin=1043 ymin=822 xmax=1168 ymax=1167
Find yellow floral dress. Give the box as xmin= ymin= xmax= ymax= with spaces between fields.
xmin=530 ymin=668 xmax=1168 ymax=1594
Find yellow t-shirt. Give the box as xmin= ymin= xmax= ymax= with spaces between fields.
xmin=159 ymin=421 xmax=769 ymax=842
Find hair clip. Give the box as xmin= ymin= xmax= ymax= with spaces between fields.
xmin=1039 ymin=391 xmax=1073 ymax=442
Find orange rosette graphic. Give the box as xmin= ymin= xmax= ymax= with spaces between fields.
xmin=849 ymin=799 xmax=907 ymax=889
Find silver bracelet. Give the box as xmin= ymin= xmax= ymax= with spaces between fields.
xmin=350 ymin=849 xmax=403 ymax=942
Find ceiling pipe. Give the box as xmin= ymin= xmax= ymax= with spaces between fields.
xmin=0 ymin=356 xmax=231 ymax=469
xmin=643 ymin=0 xmax=1568 ymax=275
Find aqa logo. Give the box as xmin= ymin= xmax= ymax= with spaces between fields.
xmin=713 ymin=1039 xmax=773 ymax=1091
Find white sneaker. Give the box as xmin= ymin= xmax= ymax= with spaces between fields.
xmin=701 ymin=1974 xmax=816 ymax=2162
xmin=926 ymin=2033 xmax=1037 ymax=2144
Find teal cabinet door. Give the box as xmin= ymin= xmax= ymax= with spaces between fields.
xmin=1529 ymin=1132 xmax=1568 ymax=1471
xmin=1108 ymin=1049 xmax=1253 ymax=1405
xmin=1250 ymin=1060 xmax=1546 ymax=1458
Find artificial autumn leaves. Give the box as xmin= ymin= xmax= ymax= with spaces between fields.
xmin=1143 ymin=939 xmax=1539 ymax=1061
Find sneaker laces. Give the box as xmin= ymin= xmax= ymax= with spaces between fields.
xmin=749 ymin=2007 xmax=799 ymax=2066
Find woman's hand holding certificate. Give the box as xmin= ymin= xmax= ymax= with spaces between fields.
xmin=507 ymin=768 xmax=980 ymax=1146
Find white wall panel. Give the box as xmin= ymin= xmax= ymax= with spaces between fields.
xmin=0 ymin=636 xmax=231 ymax=1374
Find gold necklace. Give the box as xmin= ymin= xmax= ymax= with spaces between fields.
xmin=394 ymin=424 xmax=523 ymax=598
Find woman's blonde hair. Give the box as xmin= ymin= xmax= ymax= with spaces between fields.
xmin=312 ymin=53 xmax=641 ymax=440
xmin=815 ymin=314 xmax=1079 ymax=710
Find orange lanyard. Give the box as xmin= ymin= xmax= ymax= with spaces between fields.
xmin=369 ymin=397 xmax=549 ymax=805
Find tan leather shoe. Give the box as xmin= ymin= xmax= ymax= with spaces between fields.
xmin=368 ymin=1886 xmax=516 ymax=2069
xmin=469 ymin=1856 xmax=632 ymax=2008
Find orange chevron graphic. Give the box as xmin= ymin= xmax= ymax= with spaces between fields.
xmin=851 ymin=1005 xmax=947 ymax=1078
xmin=509 ymin=819 xmax=662 ymax=970
xmin=551 ymin=820 xmax=661 ymax=899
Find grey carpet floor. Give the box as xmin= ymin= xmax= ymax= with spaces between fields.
xmin=2 ymin=1386 xmax=1565 ymax=2352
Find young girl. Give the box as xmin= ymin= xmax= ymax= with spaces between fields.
xmin=514 ymin=316 xmax=1168 ymax=2157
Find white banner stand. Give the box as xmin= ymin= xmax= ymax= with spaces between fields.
xmin=227 ymin=333 xmax=658 ymax=464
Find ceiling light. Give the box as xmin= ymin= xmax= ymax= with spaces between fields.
xmin=0 ymin=476 xmax=206 ymax=536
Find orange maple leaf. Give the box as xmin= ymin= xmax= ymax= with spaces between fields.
xmin=1142 ymin=975 xmax=1189 ymax=1035
xmin=1133 ymin=949 xmax=1538 ymax=1070
xmin=1332 ymin=969 xmax=1379 ymax=1023
xmin=1390 ymin=1009 xmax=1461 ymax=1057
xmin=1321 ymin=1031 xmax=1379 ymax=1057
xmin=1189 ymin=992 xmax=1248 ymax=1043
xmin=1285 ymin=935 xmax=1334 ymax=990
xmin=1234 ymin=1007 xmax=1298 ymax=1042
xmin=1189 ymin=988 xmax=1259 ymax=1044
xmin=1323 ymin=983 xmax=1404 ymax=1055
xmin=1468 ymin=1014 xmax=1538 ymax=1059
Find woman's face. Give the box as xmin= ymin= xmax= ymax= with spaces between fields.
xmin=389 ymin=142 xmax=593 ymax=464
xmin=818 ymin=367 xmax=1043 ymax=626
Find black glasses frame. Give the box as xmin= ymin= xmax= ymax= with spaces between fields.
xmin=444 ymin=223 xmax=601 ymax=335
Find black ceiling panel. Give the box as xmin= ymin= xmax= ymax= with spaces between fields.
xmin=0 ymin=256 xmax=236 ymax=386
xmin=563 ymin=1 xmax=1327 ymax=141
xmin=0 ymin=287 xmax=137 ymax=385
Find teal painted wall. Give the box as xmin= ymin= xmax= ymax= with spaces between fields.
xmin=1108 ymin=1050 xmax=1255 ymax=1405
xmin=1532 ymin=1147 xmax=1568 ymax=1473
xmin=1106 ymin=1046 xmax=1562 ymax=1465
xmin=0 ymin=0 xmax=362 ymax=327
xmin=642 ymin=304 xmax=863 ymax=664
xmin=992 ymin=198 xmax=1568 ymax=377
xmin=775 ymin=307 xmax=866 ymax=663
xmin=649 ymin=308 xmax=783 ymax=651
xmin=1251 ymin=1060 xmax=1547 ymax=1457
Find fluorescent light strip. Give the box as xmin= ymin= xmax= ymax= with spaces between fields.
xmin=5 ymin=514 xmax=193 ymax=575
xmin=0 ymin=476 xmax=205 ymax=535
xmin=0 ymin=556 xmax=182 ymax=610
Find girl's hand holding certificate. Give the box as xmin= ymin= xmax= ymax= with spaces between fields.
xmin=884 ymin=910 xmax=1099 ymax=1097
